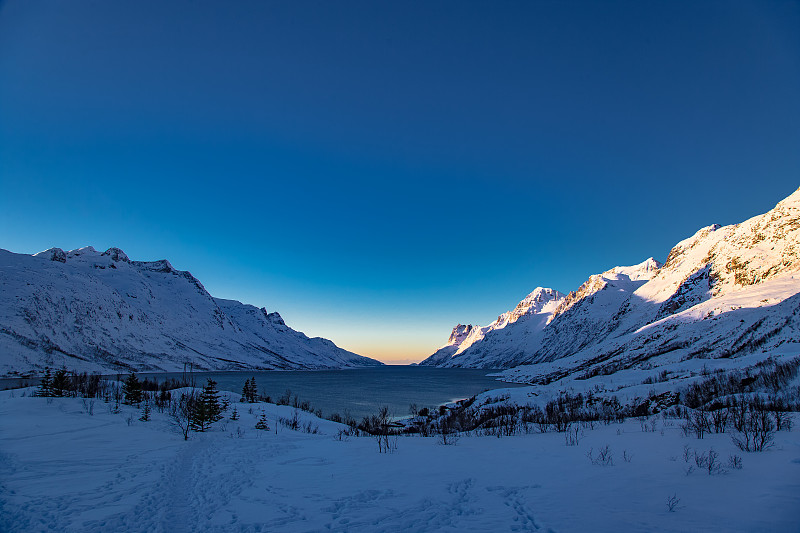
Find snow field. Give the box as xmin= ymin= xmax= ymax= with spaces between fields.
xmin=1 ymin=388 xmax=799 ymax=532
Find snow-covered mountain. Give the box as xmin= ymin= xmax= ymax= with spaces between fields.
xmin=419 ymin=287 xmax=565 ymax=367
xmin=0 ymin=246 xmax=382 ymax=376
xmin=423 ymin=188 xmax=800 ymax=378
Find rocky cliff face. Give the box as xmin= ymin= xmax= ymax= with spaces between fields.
xmin=0 ymin=247 xmax=382 ymax=375
xmin=423 ymin=188 xmax=800 ymax=379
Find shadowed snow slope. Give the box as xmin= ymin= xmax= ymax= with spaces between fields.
xmin=423 ymin=188 xmax=800 ymax=377
xmin=0 ymin=247 xmax=381 ymax=375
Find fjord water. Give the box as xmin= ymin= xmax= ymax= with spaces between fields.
xmin=150 ymin=366 xmax=524 ymax=420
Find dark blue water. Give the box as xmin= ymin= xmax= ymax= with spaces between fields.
xmin=142 ymin=367 xmax=523 ymax=420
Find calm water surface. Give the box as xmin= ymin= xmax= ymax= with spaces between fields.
xmin=145 ymin=366 xmax=525 ymax=420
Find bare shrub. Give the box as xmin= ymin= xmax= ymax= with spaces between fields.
xmin=731 ymin=399 xmax=775 ymax=452
xmin=694 ymin=450 xmax=707 ymax=469
xmin=623 ymin=450 xmax=633 ymax=463
xmin=728 ymin=454 xmax=743 ymax=470
xmin=169 ymin=392 xmax=197 ymax=441
xmin=683 ymin=444 xmax=692 ymax=463
xmin=589 ymin=445 xmax=613 ymax=466
xmin=278 ymin=410 xmax=301 ymax=431
xmin=437 ymin=418 xmax=460 ymax=446
xmin=82 ymin=398 xmax=95 ymax=416
xmin=564 ymin=424 xmax=581 ymax=446
xmin=666 ymin=494 xmax=680 ymax=512
xmin=705 ymin=448 xmax=724 ymax=475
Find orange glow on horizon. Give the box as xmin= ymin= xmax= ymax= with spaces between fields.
xmin=343 ymin=343 xmax=434 ymax=366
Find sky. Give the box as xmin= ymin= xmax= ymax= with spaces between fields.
xmin=1 ymin=1 xmax=798 ymax=364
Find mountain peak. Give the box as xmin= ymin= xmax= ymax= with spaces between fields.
xmin=448 ymin=324 xmax=476 ymax=345
xmin=33 ymin=247 xmax=66 ymax=263
xmin=67 ymin=246 xmax=99 ymax=257
xmin=101 ymin=247 xmax=130 ymax=262
xmin=0 ymin=248 xmax=382 ymax=374
xmin=512 ymin=287 xmax=565 ymax=317
xmin=604 ymin=257 xmax=662 ymax=281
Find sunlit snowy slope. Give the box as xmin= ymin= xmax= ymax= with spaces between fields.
xmin=0 ymin=247 xmax=381 ymax=375
xmin=423 ymin=188 xmax=800 ymax=380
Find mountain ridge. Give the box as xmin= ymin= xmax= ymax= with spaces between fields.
xmin=0 ymin=246 xmax=382 ymax=376
xmin=422 ymin=188 xmax=800 ymax=377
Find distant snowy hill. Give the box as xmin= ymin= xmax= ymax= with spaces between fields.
xmin=0 ymin=247 xmax=381 ymax=375
xmin=423 ymin=188 xmax=800 ymax=378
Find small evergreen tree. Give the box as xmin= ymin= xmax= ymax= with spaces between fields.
xmin=255 ymin=413 xmax=270 ymax=431
xmin=38 ymin=367 xmax=53 ymax=397
xmin=51 ymin=367 xmax=69 ymax=397
xmin=191 ymin=379 xmax=223 ymax=432
xmin=248 ymin=377 xmax=258 ymax=402
xmin=241 ymin=377 xmax=258 ymax=403
xmin=240 ymin=379 xmax=250 ymax=403
xmin=123 ymin=373 xmax=143 ymax=405
xmin=139 ymin=403 xmax=151 ymax=422
xmin=230 ymin=406 xmax=240 ymax=420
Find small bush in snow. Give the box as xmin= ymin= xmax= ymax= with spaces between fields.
xmin=596 ymin=445 xmax=613 ymax=466
xmin=587 ymin=446 xmax=613 ymax=466
xmin=666 ymin=494 xmax=680 ymax=512
xmin=565 ymin=424 xmax=581 ymax=446
xmin=437 ymin=427 xmax=460 ymax=446
xmin=693 ymin=450 xmax=706 ymax=469
xmin=728 ymin=454 xmax=743 ymax=470
xmin=705 ymin=448 xmax=723 ymax=475
xmin=279 ymin=410 xmax=301 ymax=431
xmin=623 ymin=450 xmax=633 ymax=463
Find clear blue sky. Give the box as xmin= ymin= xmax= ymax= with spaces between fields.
xmin=1 ymin=1 xmax=798 ymax=363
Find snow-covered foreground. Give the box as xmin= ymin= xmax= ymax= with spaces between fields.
xmin=1 ymin=390 xmax=798 ymax=532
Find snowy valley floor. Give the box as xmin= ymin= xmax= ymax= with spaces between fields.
xmin=1 ymin=390 xmax=799 ymax=533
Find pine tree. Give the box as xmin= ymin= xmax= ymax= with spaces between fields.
xmin=191 ymin=379 xmax=223 ymax=432
xmin=241 ymin=377 xmax=258 ymax=403
xmin=230 ymin=406 xmax=239 ymax=420
xmin=123 ymin=373 xmax=143 ymax=405
xmin=248 ymin=377 xmax=258 ymax=402
xmin=38 ymin=367 xmax=53 ymax=397
xmin=255 ymin=413 xmax=270 ymax=431
xmin=139 ymin=403 xmax=151 ymax=422
xmin=241 ymin=378 xmax=251 ymax=403
xmin=51 ymin=367 xmax=69 ymax=397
